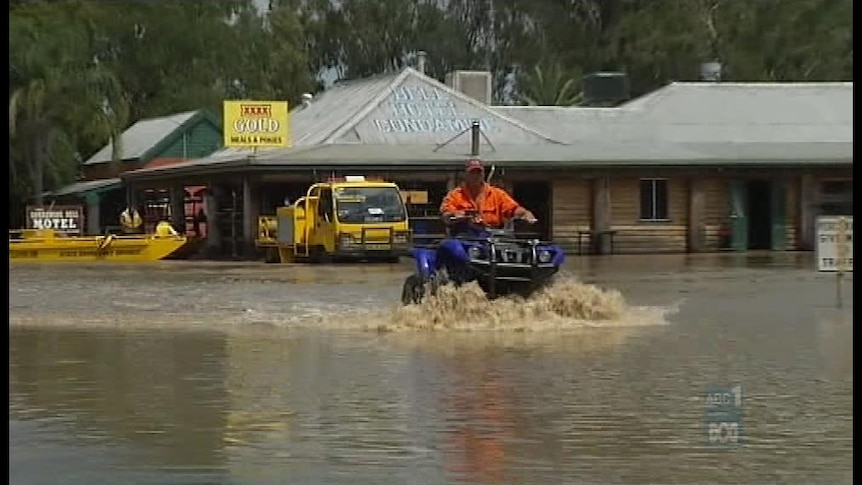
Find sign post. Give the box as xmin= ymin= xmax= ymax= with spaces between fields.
xmin=816 ymin=215 xmax=853 ymax=308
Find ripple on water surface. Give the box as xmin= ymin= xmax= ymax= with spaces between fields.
xmin=217 ymin=276 xmax=678 ymax=334
xmin=10 ymin=267 xmax=678 ymax=335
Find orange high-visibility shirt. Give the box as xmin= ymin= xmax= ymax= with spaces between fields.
xmin=440 ymin=184 xmax=520 ymax=228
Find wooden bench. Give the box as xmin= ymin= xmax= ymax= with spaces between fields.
xmin=611 ymin=225 xmax=687 ymax=254
xmin=576 ymin=230 xmax=618 ymax=255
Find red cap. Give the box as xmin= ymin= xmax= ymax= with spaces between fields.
xmin=465 ymin=159 xmax=484 ymax=171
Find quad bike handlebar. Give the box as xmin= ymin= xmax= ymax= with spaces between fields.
xmin=446 ymin=214 xmax=483 ymax=225
xmin=444 ymin=211 xmax=538 ymax=227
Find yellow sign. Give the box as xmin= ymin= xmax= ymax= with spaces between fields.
xmin=400 ymin=190 xmax=429 ymax=204
xmin=223 ymin=100 xmax=289 ymax=148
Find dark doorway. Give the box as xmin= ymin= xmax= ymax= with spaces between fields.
xmin=746 ymin=180 xmax=772 ymax=250
xmin=402 ymin=181 xmax=449 ymax=239
xmin=261 ymin=182 xmax=313 ymax=214
xmin=512 ymin=181 xmax=551 ymax=240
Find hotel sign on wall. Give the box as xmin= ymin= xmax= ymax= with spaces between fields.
xmin=373 ymin=86 xmax=498 ymax=134
xmin=223 ymin=100 xmax=290 ymax=148
xmin=26 ymin=205 xmax=83 ymax=235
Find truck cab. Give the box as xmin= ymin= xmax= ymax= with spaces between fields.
xmin=257 ymin=176 xmax=412 ymax=263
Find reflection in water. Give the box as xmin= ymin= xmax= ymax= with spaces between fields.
xmin=8 ymin=256 xmax=854 ymax=485
xmin=442 ymin=359 xmax=513 ymax=485
xmin=815 ymin=312 xmax=854 ymax=380
xmin=9 ymin=328 xmax=230 ymax=479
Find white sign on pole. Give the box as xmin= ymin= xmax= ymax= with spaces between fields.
xmin=816 ymin=215 xmax=853 ymax=272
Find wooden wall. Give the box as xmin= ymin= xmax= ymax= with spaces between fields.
xmin=609 ymin=176 xmax=689 ymax=253
xmin=551 ymin=178 xmax=591 ymax=251
xmin=702 ymin=177 xmax=728 ymax=251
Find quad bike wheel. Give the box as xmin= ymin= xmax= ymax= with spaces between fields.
xmin=400 ymin=272 xmax=449 ymax=305
xmin=401 ymin=274 xmax=425 ymax=305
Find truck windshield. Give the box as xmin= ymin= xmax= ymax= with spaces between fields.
xmin=334 ymin=186 xmax=406 ymax=223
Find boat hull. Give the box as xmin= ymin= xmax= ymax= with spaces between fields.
xmin=9 ymin=231 xmax=190 ymax=263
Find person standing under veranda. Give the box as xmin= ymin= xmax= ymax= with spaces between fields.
xmin=119 ymin=206 xmax=143 ymax=234
xmin=439 ymin=158 xmax=538 ymax=231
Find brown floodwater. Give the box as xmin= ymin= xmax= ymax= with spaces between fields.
xmin=8 ymin=253 xmax=853 ymax=485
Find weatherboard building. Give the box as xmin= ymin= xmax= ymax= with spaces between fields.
xmin=54 ymin=67 xmax=852 ymax=257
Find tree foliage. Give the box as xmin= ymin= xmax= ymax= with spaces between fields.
xmin=8 ymin=0 xmax=852 ymax=223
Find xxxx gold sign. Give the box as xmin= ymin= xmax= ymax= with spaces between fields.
xmin=223 ymin=100 xmax=290 ymax=148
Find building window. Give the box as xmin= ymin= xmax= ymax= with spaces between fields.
xmin=819 ymin=179 xmax=853 ymax=216
xmin=640 ymin=179 xmax=669 ymax=221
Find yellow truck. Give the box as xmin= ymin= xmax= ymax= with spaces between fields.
xmin=256 ymin=176 xmax=412 ymax=263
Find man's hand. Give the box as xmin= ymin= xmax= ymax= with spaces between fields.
xmin=442 ymin=211 xmax=483 ymax=225
xmin=513 ymin=206 xmax=537 ymax=224
xmin=441 ymin=211 xmax=463 ymax=221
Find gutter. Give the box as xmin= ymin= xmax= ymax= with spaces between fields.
xmin=117 ymin=156 xmax=852 ymax=183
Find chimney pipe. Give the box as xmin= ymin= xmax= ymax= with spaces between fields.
xmin=417 ymin=51 xmax=427 ymax=75
xmin=470 ymin=121 xmax=480 ymax=156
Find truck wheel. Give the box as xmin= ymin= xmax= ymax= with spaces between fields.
xmin=311 ymin=246 xmax=332 ymax=264
xmin=401 ymin=274 xmax=425 ymax=305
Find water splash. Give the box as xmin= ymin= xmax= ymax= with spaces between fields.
xmin=9 ymin=273 xmax=677 ymax=335
xmin=302 ymin=277 xmax=677 ymax=333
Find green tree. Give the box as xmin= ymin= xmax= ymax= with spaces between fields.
xmin=10 ymin=1 xmax=129 ymax=206
xmin=515 ymin=61 xmax=583 ymax=106
xmin=7 ymin=0 xmax=854 ymax=223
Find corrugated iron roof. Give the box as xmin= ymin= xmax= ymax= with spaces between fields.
xmin=491 ymin=106 xmax=642 ymax=143
xmin=289 ymin=67 xmax=562 ymax=146
xmin=121 ymin=139 xmax=850 ymax=181
xmin=199 ymin=67 xmax=563 ymax=163
xmin=624 ymin=82 xmax=853 ymax=124
xmin=83 ymin=110 xmax=201 ymax=166
xmin=46 ymin=177 xmax=122 ymax=197
xmin=250 ymin=142 xmax=701 ymax=163
xmin=495 ymin=81 xmax=854 ymax=144
xmin=248 ymin=142 xmax=851 ymax=165
xmin=183 ymin=72 xmax=407 ymax=163
xmin=291 ymin=71 xmax=405 ymax=146
xmin=118 ymin=78 xmax=853 ymax=182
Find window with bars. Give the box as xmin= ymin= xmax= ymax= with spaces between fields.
xmin=639 ymin=179 xmax=669 ymax=221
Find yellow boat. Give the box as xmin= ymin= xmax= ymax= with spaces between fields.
xmin=9 ymin=225 xmax=190 ymax=263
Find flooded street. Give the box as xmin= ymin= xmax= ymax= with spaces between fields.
xmin=9 ymin=253 xmax=853 ymax=485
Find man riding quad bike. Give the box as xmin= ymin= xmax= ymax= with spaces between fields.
xmin=440 ymin=158 xmax=538 ymax=230
xmin=400 ymin=159 xmax=565 ymax=304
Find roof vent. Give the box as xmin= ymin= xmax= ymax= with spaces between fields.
xmin=700 ymin=61 xmax=722 ymax=82
xmin=445 ymin=70 xmax=493 ymax=104
xmin=581 ymin=72 xmax=630 ymax=107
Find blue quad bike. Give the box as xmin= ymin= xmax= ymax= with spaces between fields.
xmin=401 ymin=215 xmax=566 ymax=305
